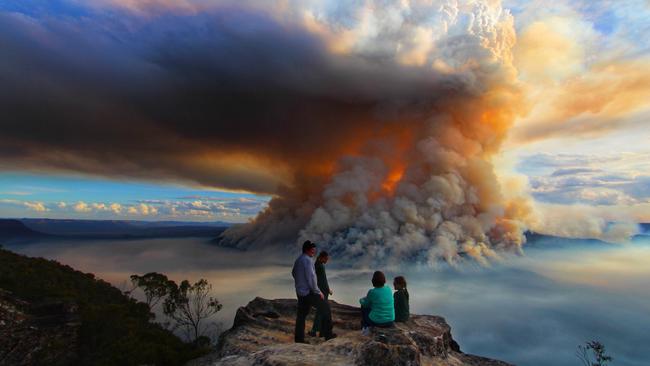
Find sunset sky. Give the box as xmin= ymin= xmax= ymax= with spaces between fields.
xmin=1 ymin=0 xmax=648 ymax=228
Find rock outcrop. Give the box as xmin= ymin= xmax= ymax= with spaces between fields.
xmin=0 ymin=289 xmax=80 ymax=365
xmin=189 ymin=297 xmax=512 ymax=366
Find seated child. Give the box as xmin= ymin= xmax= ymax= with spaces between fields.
xmin=393 ymin=276 xmax=409 ymax=322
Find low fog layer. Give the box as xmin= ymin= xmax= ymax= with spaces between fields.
xmin=7 ymin=237 xmax=650 ymax=366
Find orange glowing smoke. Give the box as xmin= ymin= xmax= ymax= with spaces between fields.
xmin=381 ymin=166 xmax=405 ymax=194
xmin=218 ymin=2 xmax=532 ymax=263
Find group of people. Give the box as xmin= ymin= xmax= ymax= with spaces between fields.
xmin=291 ymin=240 xmax=410 ymax=343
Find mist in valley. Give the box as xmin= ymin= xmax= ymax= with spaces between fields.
xmin=6 ymin=235 xmax=650 ymax=366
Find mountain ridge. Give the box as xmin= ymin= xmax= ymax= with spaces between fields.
xmin=0 ymin=218 xmax=230 ymax=241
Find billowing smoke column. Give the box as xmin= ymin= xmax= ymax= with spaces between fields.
xmin=0 ymin=0 xmax=531 ymax=264
xmin=221 ymin=98 xmax=527 ymax=265
xmin=220 ymin=1 xmax=528 ymax=265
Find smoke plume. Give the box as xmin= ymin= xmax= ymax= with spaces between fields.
xmin=219 ymin=1 xmax=529 ymax=264
xmin=1 ymin=1 xmax=532 ymax=264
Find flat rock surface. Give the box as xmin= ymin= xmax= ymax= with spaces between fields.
xmin=188 ymin=297 xmax=513 ymax=366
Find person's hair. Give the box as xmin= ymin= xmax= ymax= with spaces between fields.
xmin=317 ymin=251 xmax=329 ymax=260
xmin=302 ymin=240 xmax=316 ymax=253
xmin=394 ymin=276 xmax=407 ymax=289
xmin=371 ymin=271 xmax=386 ymax=288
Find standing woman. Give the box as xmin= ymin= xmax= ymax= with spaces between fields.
xmin=393 ymin=276 xmax=409 ymax=322
xmin=309 ymin=251 xmax=332 ymax=337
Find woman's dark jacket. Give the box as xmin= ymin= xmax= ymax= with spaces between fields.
xmin=394 ymin=288 xmax=409 ymax=322
xmin=315 ymin=261 xmax=330 ymax=296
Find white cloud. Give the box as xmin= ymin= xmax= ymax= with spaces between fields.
xmin=23 ymin=201 xmax=48 ymax=212
xmin=92 ymin=203 xmax=107 ymax=210
xmin=0 ymin=191 xmax=32 ymax=196
xmin=0 ymin=199 xmax=50 ymax=212
xmin=73 ymin=201 xmax=92 ymax=212
xmin=574 ymin=188 xmax=637 ymax=206
xmin=150 ymin=196 xmax=270 ymax=218
xmin=137 ymin=203 xmax=158 ymax=216
xmin=109 ymin=203 xmax=122 ymax=214
xmin=513 ymin=152 xmax=650 ymax=208
xmin=529 ymin=202 xmax=641 ymax=242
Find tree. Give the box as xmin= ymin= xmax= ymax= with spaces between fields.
xmin=0 ymin=249 xmax=209 ymax=365
xmin=129 ymin=272 xmax=176 ymax=310
xmin=163 ymin=278 xmax=223 ymax=342
xmin=577 ymin=340 xmax=613 ymax=366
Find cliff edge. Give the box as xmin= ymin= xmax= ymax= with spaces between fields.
xmin=188 ymin=297 xmax=512 ymax=366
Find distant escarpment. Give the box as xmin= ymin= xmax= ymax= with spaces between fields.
xmin=188 ymin=297 xmax=512 ymax=366
xmin=0 ymin=219 xmax=49 ymax=242
xmin=0 ymin=218 xmax=230 ymax=241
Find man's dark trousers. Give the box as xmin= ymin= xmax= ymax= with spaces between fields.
xmin=295 ymin=293 xmax=333 ymax=342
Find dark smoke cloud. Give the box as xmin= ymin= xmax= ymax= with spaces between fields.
xmin=1 ymin=2 xmax=530 ymax=263
xmin=0 ymin=8 xmax=473 ymax=193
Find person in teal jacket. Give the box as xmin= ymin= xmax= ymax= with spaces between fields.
xmin=359 ymin=271 xmax=394 ymax=334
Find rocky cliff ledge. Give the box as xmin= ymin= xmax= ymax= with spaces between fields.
xmin=188 ymin=297 xmax=512 ymax=366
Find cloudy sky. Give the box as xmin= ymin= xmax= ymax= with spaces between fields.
xmin=0 ymin=0 xmax=648 ymax=228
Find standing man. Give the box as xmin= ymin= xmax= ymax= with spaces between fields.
xmin=292 ymin=241 xmax=336 ymax=343
xmin=309 ymin=251 xmax=332 ymax=337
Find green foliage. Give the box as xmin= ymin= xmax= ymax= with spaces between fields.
xmin=128 ymin=273 xmax=224 ymax=343
xmin=0 ymin=248 xmax=210 ymax=366
xmin=129 ymin=272 xmax=176 ymax=309
xmin=577 ymin=340 xmax=613 ymax=366
xmin=163 ymin=278 xmax=223 ymax=342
